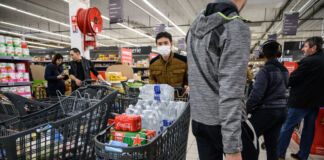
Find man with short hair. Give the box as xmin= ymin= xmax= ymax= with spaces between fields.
xmin=278 ymin=36 xmax=324 ymax=160
xmin=69 ymin=48 xmax=105 ymax=91
xmin=149 ymin=32 xmax=188 ymax=89
xmin=186 ymin=0 xmax=258 ymax=160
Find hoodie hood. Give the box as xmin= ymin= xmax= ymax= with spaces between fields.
xmin=189 ymin=2 xmax=240 ymax=39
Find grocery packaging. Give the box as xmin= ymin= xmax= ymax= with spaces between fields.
xmin=0 ymin=87 xmax=9 ymax=92
xmin=110 ymin=129 xmax=155 ymax=146
xmin=17 ymin=86 xmax=25 ymax=96
xmin=139 ymin=84 xmax=174 ymax=101
xmin=14 ymin=47 xmax=23 ymax=57
xmin=6 ymin=45 xmax=14 ymax=56
xmin=24 ymin=86 xmax=31 ymax=98
xmin=0 ymin=73 xmax=8 ymax=83
xmin=16 ymin=72 xmax=24 ymax=82
xmin=5 ymin=36 xmax=13 ymax=46
xmin=16 ymin=63 xmax=26 ymax=72
xmin=13 ymin=38 xmax=22 ymax=48
xmin=104 ymin=141 xmax=128 ymax=152
xmin=23 ymin=73 xmax=29 ymax=82
xmin=6 ymin=63 xmax=15 ymax=72
xmin=0 ymin=44 xmax=6 ymax=56
xmin=115 ymin=114 xmax=141 ymax=132
xmin=22 ymin=48 xmax=30 ymax=57
xmin=0 ymin=63 xmax=7 ymax=72
xmin=7 ymin=72 xmax=16 ymax=82
xmin=0 ymin=35 xmax=5 ymax=44
xmin=9 ymin=87 xmax=18 ymax=94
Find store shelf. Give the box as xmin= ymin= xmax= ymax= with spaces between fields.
xmin=0 ymin=81 xmax=33 ymax=87
xmin=132 ymin=66 xmax=149 ymax=70
xmin=0 ymin=56 xmax=34 ymax=61
xmin=92 ymin=60 xmax=120 ymax=63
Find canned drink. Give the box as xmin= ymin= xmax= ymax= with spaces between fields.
xmin=6 ymin=63 xmax=15 ymax=72
xmin=0 ymin=72 xmax=8 ymax=83
xmin=0 ymin=63 xmax=7 ymax=72
xmin=16 ymin=63 xmax=25 ymax=73
xmin=16 ymin=72 xmax=24 ymax=82
xmin=0 ymin=44 xmax=6 ymax=55
xmin=6 ymin=45 xmax=14 ymax=56
xmin=14 ymin=47 xmax=22 ymax=57
xmin=5 ymin=36 xmax=13 ymax=46
xmin=13 ymin=38 xmax=22 ymax=48
xmin=23 ymin=72 xmax=30 ymax=82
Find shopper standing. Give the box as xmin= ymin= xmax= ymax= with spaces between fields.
xmin=45 ymin=53 xmax=68 ymax=97
xmin=278 ymin=37 xmax=324 ymax=160
xmin=186 ymin=0 xmax=258 ymax=160
xmin=69 ymin=48 xmax=105 ymax=91
xmin=149 ymin=32 xmax=188 ymax=89
xmin=246 ymin=40 xmax=289 ymax=160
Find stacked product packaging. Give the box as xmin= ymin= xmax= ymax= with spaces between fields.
xmin=0 ymin=35 xmax=30 ymax=57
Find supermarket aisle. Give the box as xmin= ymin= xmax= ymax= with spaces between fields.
xmin=186 ymin=120 xmax=324 ymax=160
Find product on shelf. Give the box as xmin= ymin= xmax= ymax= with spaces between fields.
xmin=115 ymin=114 xmax=142 ymax=132
xmin=24 ymin=86 xmax=31 ymax=98
xmin=13 ymin=38 xmax=22 ymax=48
xmin=0 ymin=44 xmax=6 ymax=56
xmin=17 ymin=86 xmax=25 ymax=96
xmin=22 ymin=48 xmax=30 ymax=57
xmin=23 ymin=73 xmax=29 ymax=82
xmin=16 ymin=72 xmax=24 ymax=82
xmin=0 ymin=35 xmax=5 ymax=44
xmin=14 ymin=47 xmax=23 ymax=57
xmin=0 ymin=63 xmax=6 ymax=72
xmin=6 ymin=45 xmax=14 ymax=56
xmin=5 ymin=36 xmax=13 ymax=46
xmin=9 ymin=87 xmax=18 ymax=94
xmin=7 ymin=72 xmax=16 ymax=82
xmin=6 ymin=63 xmax=15 ymax=72
xmin=16 ymin=63 xmax=26 ymax=73
xmin=0 ymin=72 xmax=8 ymax=83
xmin=0 ymin=87 xmax=9 ymax=92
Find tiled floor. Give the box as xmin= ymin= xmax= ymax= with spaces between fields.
xmin=186 ymin=121 xmax=324 ymax=160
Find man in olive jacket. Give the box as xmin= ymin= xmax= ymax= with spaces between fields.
xmin=149 ymin=32 xmax=188 ymax=88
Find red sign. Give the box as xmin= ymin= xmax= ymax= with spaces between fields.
xmin=121 ymin=48 xmax=133 ymax=63
xmin=284 ymin=62 xmax=298 ymax=75
xmin=150 ymin=53 xmax=158 ymax=60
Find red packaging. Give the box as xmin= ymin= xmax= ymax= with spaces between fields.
xmin=144 ymin=130 xmax=156 ymax=140
xmin=115 ymin=114 xmax=141 ymax=132
xmin=107 ymin=119 xmax=115 ymax=125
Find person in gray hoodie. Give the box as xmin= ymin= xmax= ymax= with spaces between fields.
xmin=186 ymin=0 xmax=258 ymax=160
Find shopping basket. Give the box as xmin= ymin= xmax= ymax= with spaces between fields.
xmin=94 ymin=87 xmax=190 ymax=160
xmin=0 ymin=85 xmax=118 ymax=160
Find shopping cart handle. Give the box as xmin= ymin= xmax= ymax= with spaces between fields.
xmin=36 ymin=124 xmax=52 ymax=133
xmin=174 ymin=87 xmax=185 ymax=92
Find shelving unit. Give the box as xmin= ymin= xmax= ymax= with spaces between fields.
xmin=0 ymin=81 xmax=33 ymax=87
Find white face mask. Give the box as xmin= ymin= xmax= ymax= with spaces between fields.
xmin=157 ymin=45 xmax=171 ymax=56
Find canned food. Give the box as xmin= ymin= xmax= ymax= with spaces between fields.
xmin=9 ymin=87 xmax=18 ymax=94
xmin=22 ymin=48 xmax=30 ymax=57
xmin=6 ymin=45 xmax=14 ymax=56
xmin=6 ymin=63 xmax=15 ymax=72
xmin=0 ymin=35 xmax=5 ymax=44
xmin=16 ymin=63 xmax=25 ymax=73
xmin=16 ymin=72 xmax=24 ymax=82
xmin=0 ymin=63 xmax=7 ymax=72
xmin=13 ymin=38 xmax=22 ymax=48
xmin=14 ymin=47 xmax=22 ymax=57
xmin=7 ymin=72 xmax=16 ymax=82
xmin=23 ymin=72 xmax=30 ymax=82
xmin=17 ymin=86 xmax=25 ymax=96
xmin=0 ymin=44 xmax=6 ymax=55
xmin=5 ymin=36 xmax=13 ymax=46
xmin=0 ymin=73 xmax=8 ymax=83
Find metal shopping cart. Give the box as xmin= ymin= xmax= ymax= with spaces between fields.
xmin=94 ymin=86 xmax=190 ymax=160
xmin=0 ymin=85 xmax=118 ymax=160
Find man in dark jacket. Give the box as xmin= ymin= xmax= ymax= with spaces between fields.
xmin=278 ymin=37 xmax=324 ymax=160
xmin=69 ymin=48 xmax=105 ymax=91
xmin=246 ymin=40 xmax=289 ymax=160
xmin=186 ymin=0 xmax=258 ymax=160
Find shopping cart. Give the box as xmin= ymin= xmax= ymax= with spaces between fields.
xmin=94 ymin=87 xmax=190 ymax=160
xmin=0 ymin=85 xmax=118 ymax=160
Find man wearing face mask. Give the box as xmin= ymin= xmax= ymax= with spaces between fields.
xmin=149 ymin=32 xmax=188 ymax=89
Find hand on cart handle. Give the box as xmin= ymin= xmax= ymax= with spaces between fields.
xmin=184 ymin=85 xmax=190 ymax=93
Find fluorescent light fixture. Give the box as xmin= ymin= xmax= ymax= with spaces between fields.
xmin=129 ymin=0 xmax=163 ymax=23
xmin=0 ymin=29 xmax=70 ymax=45
xmin=97 ymin=34 xmax=139 ymax=47
xmin=142 ymin=0 xmax=186 ymax=36
xmin=117 ymin=23 xmax=155 ymax=40
xmin=0 ymin=21 xmax=70 ymax=39
xmin=0 ymin=3 xmax=69 ymax=27
xmin=28 ymin=45 xmax=47 ymax=49
xmin=26 ymin=41 xmax=64 ymax=48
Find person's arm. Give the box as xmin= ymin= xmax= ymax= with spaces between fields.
xmin=69 ymin=64 xmax=81 ymax=86
xmin=218 ymin=20 xmax=250 ymax=155
xmin=246 ymin=69 xmax=268 ymax=112
xmin=89 ymin=61 xmax=103 ymax=80
xmin=149 ymin=67 xmax=157 ymax=84
xmin=45 ymin=65 xmax=59 ymax=80
xmin=289 ymin=60 xmax=312 ymax=87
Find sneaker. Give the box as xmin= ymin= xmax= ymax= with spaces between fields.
xmin=291 ymin=153 xmax=302 ymax=160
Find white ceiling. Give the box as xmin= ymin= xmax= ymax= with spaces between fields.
xmin=0 ymin=0 xmax=323 ymax=51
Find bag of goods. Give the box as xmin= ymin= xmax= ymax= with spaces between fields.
xmin=17 ymin=86 xmax=25 ymax=96
xmin=16 ymin=72 xmax=24 ymax=82
xmin=16 ymin=63 xmax=26 ymax=73
xmin=5 ymin=36 xmax=13 ymax=46
xmin=0 ymin=73 xmax=8 ymax=83
xmin=7 ymin=72 xmax=16 ymax=82
xmin=0 ymin=44 xmax=6 ymax=56
xmin=14 ymin=47 xmax=23 ymax=57
xmin=6 ymin=45 xmax=14 ymax=56
xmin=6 ymin=63 xmax=15 ymax=72
xmin=22 ymin=48 xmax=30 ymax=57
xmin=23 ymin=72 xmax=29 ymax=82
xmin=115 ymin=114 xmax=142 ymax=132
xmin=13 ymin=38 xmax=22 ymax=48
xmin=0 ymin=63 xmax=7 ymax=72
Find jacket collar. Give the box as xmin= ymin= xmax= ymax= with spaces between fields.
xmin=160 ymin=52 xmax=174 ymax=65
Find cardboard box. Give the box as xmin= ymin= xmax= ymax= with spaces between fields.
xmin=30 ymin=64 xmax=45 ymax=80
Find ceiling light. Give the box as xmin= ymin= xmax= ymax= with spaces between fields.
xmin=0 ymin=29 xmax=70 ymax=45
xmin=26 ymin=41 xmax=64 ymax=48
xmin=129 ymin=0 xmax=163 ymax=23
xmin=0 ymin=21 xmax=70 ymax=39
xmin=28 ymin=45 xmax=47 ymax=49
xmin=142 ymin=0 xmax=186 ymax=36
xmin=97 ymin=34 xmax=139 ymax=47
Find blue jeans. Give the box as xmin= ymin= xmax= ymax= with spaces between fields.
xmin=278 ymin=107 xmax=319 ymax=160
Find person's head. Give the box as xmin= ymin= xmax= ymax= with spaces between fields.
xmin=262 ymin=40 xmax=282 ymax=60
xmin=302 ymin=37 xmax=323 ymax=57
xmin=70 ymin=48 xmax=82 ymax=61
xmin=52 ymin=53 xmax=63 ymax=65
xmin=248 ymin=64 xmax=253 ymax=70
xmin=156 ymin=32 xmax=173 ymax=57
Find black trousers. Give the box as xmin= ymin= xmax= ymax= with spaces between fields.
xmin=249 ymin=108 xmax=287 ymax=160
xmin=192 ymin=120 xmax=259 ymax=160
